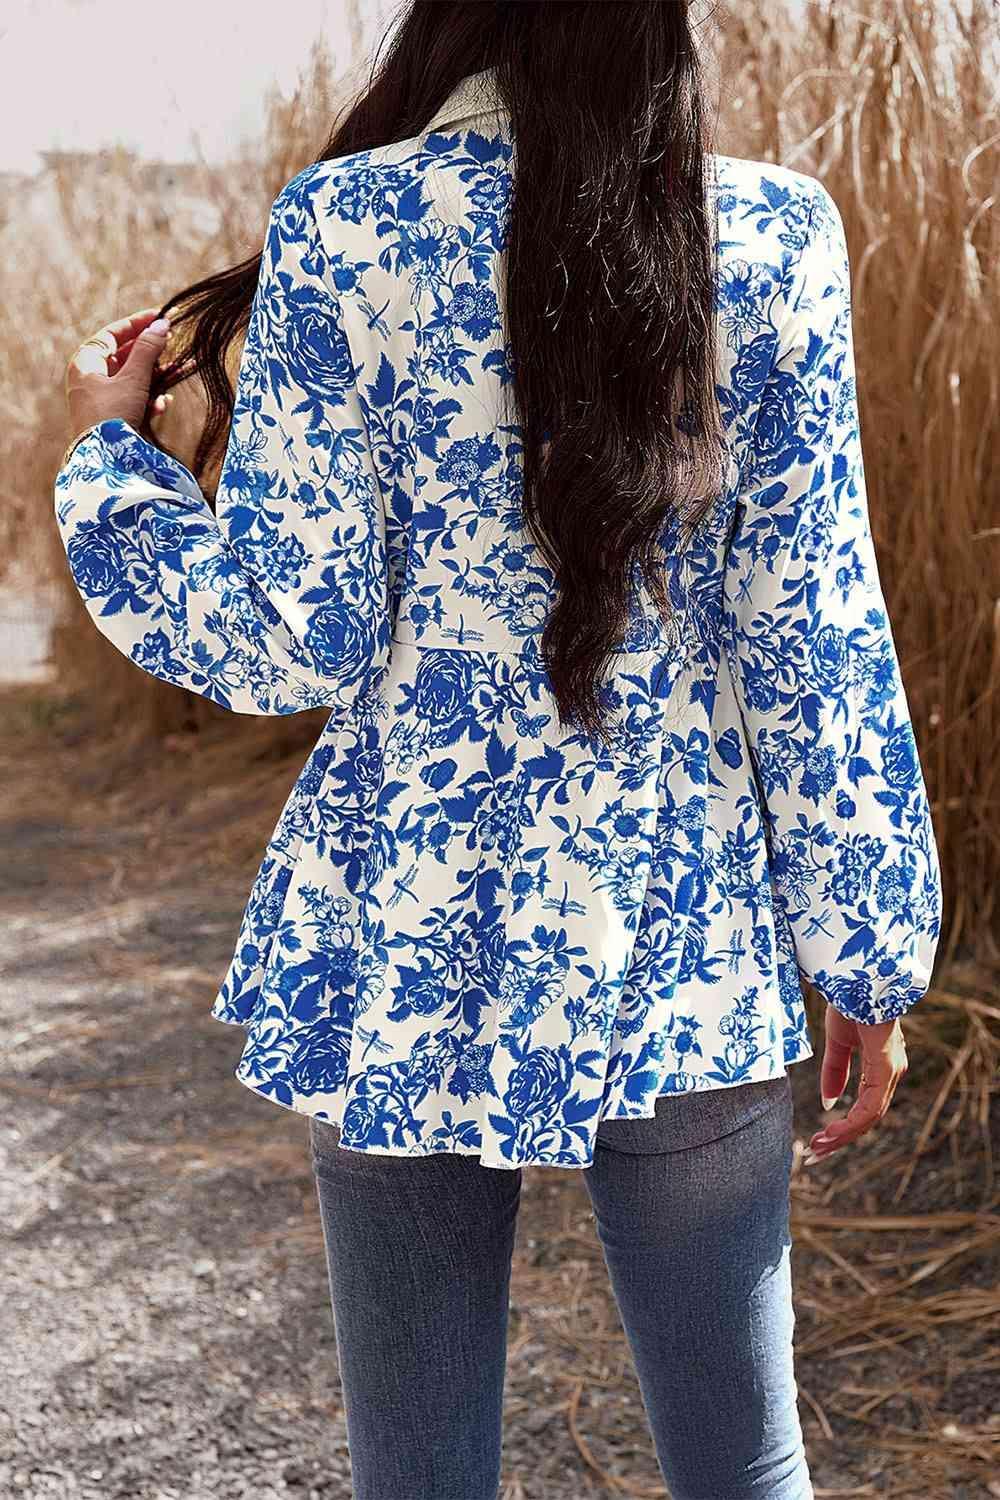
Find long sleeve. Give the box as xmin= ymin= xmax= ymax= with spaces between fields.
xmin=53 ymin=167 xmax=390 ymax=717
xmin=722 ymin=180 xmax=942 ymax=1026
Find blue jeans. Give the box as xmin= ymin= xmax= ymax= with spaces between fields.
xmin=308 ymin=1072 xmax=813 ymax=1500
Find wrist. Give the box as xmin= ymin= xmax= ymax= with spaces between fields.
xmin=59 ymin=419 xmax=116 ymax=471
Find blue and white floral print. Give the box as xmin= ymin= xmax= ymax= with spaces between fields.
xmin=54 ymin=67 xmax=942 ymax=1168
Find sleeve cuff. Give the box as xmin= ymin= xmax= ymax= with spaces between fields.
xmin=58 ymin=420 xmax=110 ymax=472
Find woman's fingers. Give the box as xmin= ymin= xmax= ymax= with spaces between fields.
xmin=64 ymin=307 xmax=173 ymax=436
xmin=804 ymin=1016 xmax=908 ymax=1166
xmin=109 ymin=338 xmax=137 ymax=373
xmin=69 ymin=335 xmax=116 ymax=378
xmin=819 ymin=1005 xmax=858 ymax=1110
xmin=806 ymin=1072 xmax=893 ymax=1161
xmin=103 ymin=307 xmax=164 ymax=345
xmin=67 ymin=309 xmax=166 ymax=380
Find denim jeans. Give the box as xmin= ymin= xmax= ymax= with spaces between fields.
xmin=308 ymin=1072 xmax=813 ymax=1500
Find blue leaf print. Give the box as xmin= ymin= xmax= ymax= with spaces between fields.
xmin=368 ymin=352 xmax=397 ymax=410
xmin=760 ymin=177 xmax=791 ymax=210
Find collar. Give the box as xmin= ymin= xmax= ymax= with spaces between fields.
xmin=423 ymin=66 xmax=508 ymax=135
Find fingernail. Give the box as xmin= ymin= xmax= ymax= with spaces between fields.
xmin=821 ymin=1096 xmax=839 ymax=1111
xmin=149 ymin=317 xmax=171 ymax=335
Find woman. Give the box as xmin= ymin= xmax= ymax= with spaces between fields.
xmin=55 ymin=3 xmax=942 ymax=1496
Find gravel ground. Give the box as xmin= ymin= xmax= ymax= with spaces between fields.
xmin=1 ymin=698 xmax=997 ymax=1499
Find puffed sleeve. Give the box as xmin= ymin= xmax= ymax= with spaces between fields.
xmin=53 ymin=167 xmax=390 ymax=717
xmin=722 ymin=179 xmax=943 ymax=1026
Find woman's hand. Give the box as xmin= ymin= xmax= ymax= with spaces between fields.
xmin=63 ymin=307 xmax=173 ymax=441
xmin=803 ymin=1005 xmax=909 ymax=1165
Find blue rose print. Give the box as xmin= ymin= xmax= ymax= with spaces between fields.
xmin=504 ymin=1045 xmax=574 ymax=1119
xmin=303 ymin=602 xmax=375 ymax=683
xmin=282 ymin=288 xmax=357 ymax=399
xmin=66 ymin=525 xmax=130 ymax=596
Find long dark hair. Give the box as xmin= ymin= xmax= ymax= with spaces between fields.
xmin=150 ymin=0 xmax=725 ymax=740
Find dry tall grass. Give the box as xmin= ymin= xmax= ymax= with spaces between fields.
xmin=3 ymin=0 xmax=997 ymax=959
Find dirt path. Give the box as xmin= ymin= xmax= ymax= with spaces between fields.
xmin=1 ymin=691 xmax=997 ymax=1499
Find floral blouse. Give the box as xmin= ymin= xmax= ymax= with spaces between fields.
xmin=54 ymin=67 xmax=942 ymax=1169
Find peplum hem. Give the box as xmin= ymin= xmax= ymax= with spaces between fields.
xmin=220 ymin=1026 xmax=813 ymax=1171
xmin=207 ymin=639 xmax=817 ymax=1169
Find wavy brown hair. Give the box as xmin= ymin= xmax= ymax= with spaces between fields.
xmin=149 ymin=0 xmax=726 ymax=741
